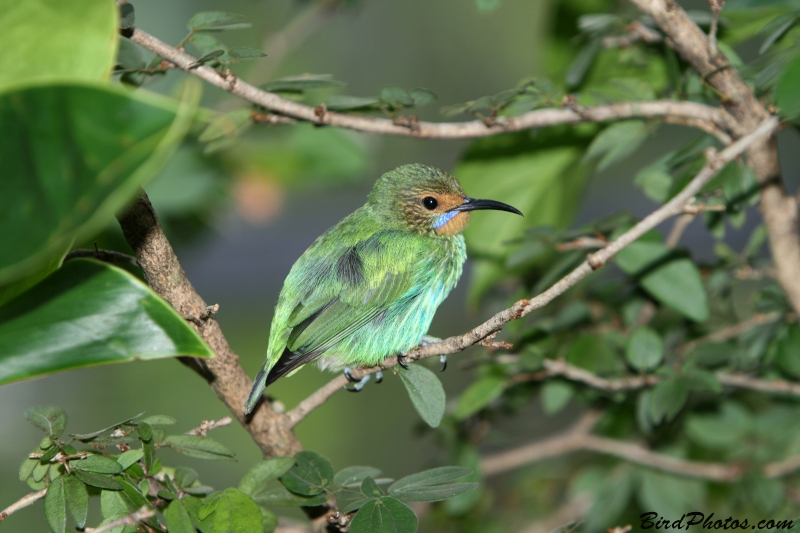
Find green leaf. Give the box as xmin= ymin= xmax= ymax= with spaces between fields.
xmin=409 ymin=88 xmax=437 ymax=106
xmin=71 ymin=455 xmax=123 ymax=475
xmin=586 ymin=471 xmax=635 ymax=532
xmin=0 ymin=1 xmax=116 ymax=90
xmin=616 ymin=241 xmax=709 ymax=322
xmin=325 ymin=95 xmax=381 ymax=110
xmin=261 ymin=74 xmax=346 ymax=93
xmin=24 ymin=406 xmax=67 ymax=438
xmin=174 ymin=467 xmax=200 ymax=489
xmin=0 ymin=260 xmax=213 ymax=385
xmin=380 ymin=86 xmax=415 ymax=107
xmin=136 ymin=422 xmax=153 ymax=442
xmin=209 ymin=488 xmax=270 ymax=533
xmin=626 ymin=326 xmax=664 ymax=371
xmin=344 ymin=497 xmax=374 ymax=514
xmin=350 ymin=497 xmax=418 ymax=533
xmin=638 ymin=470 xmax=705 ymax=520
xmin=647 ymin=377 xmax=689 ymax=424
xmin=261 ymin=507 xmax=278 ymax=533
xmin=0 ymin=81 xmax=198 ymax=285
xmin=64 ymin=474 xmax=89 ymax=528
xmin=119 ymin=3 xmax=135 ymax=30
xmin=199 ymin=108 xmax=253 ymax=142
xmin=189 ymin=33 xmax=228 ymax=58
xmin=73 ymin=470 xmax=123 ymax=490
xmin=183 ymin=496 xmax=216 ymax=533
xmin=566 ymin=37 xmax=601 ymax=88
xmin=239 ymin=457 xmax=296 ymax=497
xmin=165 ymin=435 xmax=235 ymax=461
xmin=250 ymin=486 xmax=330 ymax=507
xmin=165 ymin=500 xmax=196 ymax=533
xmin=100 ymin=489 xmax=129 ymax=520
xmin=228 ymin=47 xmax=267 ymax=60
xmin=188 ymin=12 xmax=245 ymax=31
xmin=361 ymin=477 xmax=384 ymax=498
xmin=635 ymin=166 xmax=674 ymax=203
xmin=45 ymin=475 xmax=67 ymax=533
xmin=567 ymin=334 xmax=625 ymax=375
xmin=389 ymin=467 xmax=473 ymax=502
xmin=455 ymin=375 xmax=506 ymax=419
xmin=334 ymin=466 xmax=383 ymax=488
xmin=776 ymin=325 xmax=800 ymax=378
xmin=686 ymin=402 xmax=753 ymax=450
xmin=443 ymin=446 xmax=483 ymax=516
xmin=585 ymin=120 xmax=650 ymax=171
xmin=70 ymin=412 xmax=146 ymax=441
xmin=281 ymin=451 xmax=334 ymax=496
xmin=138 ymin=415 xmax=177 ymax=426
xmin=760 ymin=12 xmax=798 ymax=54
xmin=777 ymin=53 xmax=800 ymax=118
xmin=398 ymin=363 xmax=446 ymax=428
xmin=117 ymin=450 xmax=144 ymax=470
xmin=541 ymin=381 xmax=574 ymax=415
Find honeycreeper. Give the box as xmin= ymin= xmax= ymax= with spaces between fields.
xmin=244 ymin=164 xmax=521 ymax=414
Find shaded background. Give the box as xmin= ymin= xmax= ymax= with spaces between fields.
xmin=3 ymin=0 xmax=799 ymax=530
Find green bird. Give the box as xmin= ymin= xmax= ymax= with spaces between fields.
xmin=245 ymin=164 xmax=521 ymax=414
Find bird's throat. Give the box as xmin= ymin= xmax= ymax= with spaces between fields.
xmin=434 ymin=211 xmax=470 ymax=236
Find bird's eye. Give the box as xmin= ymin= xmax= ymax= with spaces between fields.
xmin=422 ymin=196 xmax=438 ymax=210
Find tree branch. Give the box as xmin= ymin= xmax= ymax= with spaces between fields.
xmin=286 ymin=116 xmax=778 ymax=426
xmin=626 ymin=0 xmax=800 ymax=320
xmin=0 ymin=489 xmax=47 ymax=523
xmin=480 ymin=408 xmax=800 ymax=482
xmin=116 ymin=191 xmax=300 ymax=457
xmin=86 ymin=506 xmax=155 ymax=533
xmin=127 ymin=28 xmax=737 ymax=139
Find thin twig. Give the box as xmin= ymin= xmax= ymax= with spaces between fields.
xmin=64 ymin=248 xmax=139 ymax=267
xmin=0 ymin=489 xmax=47 ymax=523
xmin=186 ymin=416 xmax=233 ymax=436
xmin=127 ymin=28 xmax=738 ymax=139
xmin=708 ymin=0 xmax=725 ymax=54
xmin=679 ymin=311 xmax=782 ymax=354
xmin=286 ymin=116 xmax=778 ymax=426
xmin=86 ymin=506 xmax=155 ymax=533
xmin=602 ymin=20 xmax=663 ymax=48
xmin=665 ymin=213 xmax=696 ymax=247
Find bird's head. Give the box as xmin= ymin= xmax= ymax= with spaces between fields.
xmin=367 ymin=164 xmax=522 ymax=236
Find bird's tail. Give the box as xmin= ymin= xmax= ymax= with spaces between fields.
xmin=244 ymin=367 xmax=269 ymax=415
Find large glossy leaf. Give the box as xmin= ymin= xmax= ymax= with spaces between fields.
xmin=0 ymin=81 xmax=199 ymax=285
xmin=0 ymin=1 xmax=117 ymax=89
xmin=0 ymin=260 xmax=213 ymax=385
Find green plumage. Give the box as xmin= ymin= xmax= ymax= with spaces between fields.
xmin=245 ymin=164 xmax=521 ymax=414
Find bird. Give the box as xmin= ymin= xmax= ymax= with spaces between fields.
xmin=244 ymin=164 xmax=522 ymax=414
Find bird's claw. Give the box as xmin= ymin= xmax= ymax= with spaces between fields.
xmin=439 ymin=354 xmax=447 ymax=372
xmin=343 ymin=367 xmax=360 ymax=383
xmin=375 ymin=370 xmax=383 ymax=384
xmin=343 ymin=373 xmax=371 ymax=392
xmin=397 ymin=353 xmax=410 ymax=369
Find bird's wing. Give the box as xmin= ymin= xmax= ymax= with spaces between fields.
xmin=245 ymin=229 xmax=430 ymax=413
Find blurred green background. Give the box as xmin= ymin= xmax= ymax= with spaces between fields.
xmin=3 ymin=0 xmax=800 ymax=530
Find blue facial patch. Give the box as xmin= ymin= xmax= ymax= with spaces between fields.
xmin=433 ymin=211 xmax=459 ymax=229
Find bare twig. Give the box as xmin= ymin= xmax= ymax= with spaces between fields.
xmin=679 ymin=311 xmax=782 ymax=354
xmin=127 ymin=28 xmax=737 ymax=139
xmin=286 ymin=116 xmax=778 ymax=426
xmin=86 ymin=506 xmax=155 ymax=533
xmin=556 ymin=236 xmax=607 ymax=251
xmin=0 ymin=489 xmax=47 ymax=523
xmin=708 ymin=0 xmax=725 ymax=54
xmin=481 ymin=407 xmax=800 ymax=482
xmin=186 ymin=416 xmax=233 ymax=436
xmin=602 ymin=20 xmax=663 ymax=48
xmin=64 ymin=248 xmax=139 ymax=267
xmin=665 ymin=212 xmax=696 ymax=247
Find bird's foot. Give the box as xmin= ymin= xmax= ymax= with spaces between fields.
xmin=375 ymin=370 xmax=383 ymax=384
xmin=419 ymin=335 xmax=442 ymax=347
xmin=439 ymin=354 xmax=447 ymax=372
xmin=397 ymin=353 xmax=410 ymax=369
xmin=343 ymin=367 xmax=360 ymax=383
xmin=343 ymin=373 xmax=371 ymax=392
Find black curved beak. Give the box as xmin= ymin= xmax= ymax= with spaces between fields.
xmin=452 ymin=196 xmax=523 ymax=216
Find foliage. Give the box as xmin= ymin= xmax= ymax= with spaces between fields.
xmin=14 ymin=408 xmax=475 ymax=533
xmin=5 ymin=0 xmax=800 ymax=532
